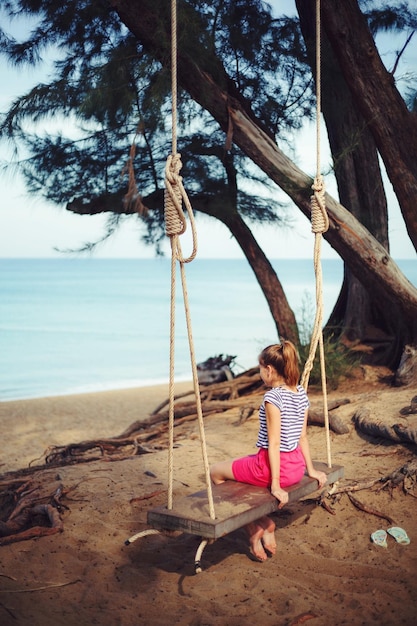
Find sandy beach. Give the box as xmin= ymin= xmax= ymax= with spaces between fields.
xmin=0 ymin=371 xmax=416 ymax=625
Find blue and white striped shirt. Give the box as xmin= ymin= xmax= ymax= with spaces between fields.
xmin=256 ymin=385 xmax=309 ymax=452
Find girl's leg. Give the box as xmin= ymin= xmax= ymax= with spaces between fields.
xmin=246 ymin=521 xmax=268 ymax=562
xmin=260 ymin=516 xmax=276 ymax=555
xmin=246 ymin=516 xmax=276 ymax=561
xmin=210 ymin=459 xmax=235 ymax=485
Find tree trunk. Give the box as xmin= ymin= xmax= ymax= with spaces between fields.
xmin=320 ymin=0 xmax=417 ymax=252
xmin=218 ymin=211 xmax=300 ymax=345
xmin=296 ymin=0 xmax=408 ymax=365
xmin=109 ymin=0 xmax=417 ymax=360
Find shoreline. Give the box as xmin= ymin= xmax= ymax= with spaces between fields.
xmin=0 ymin=374 xmax=195 ymax=404
xmin=0 ymin=380 xmax=194 ymax=474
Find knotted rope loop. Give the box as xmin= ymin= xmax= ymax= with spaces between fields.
xmin=164 ymin=153 xmax=186 ymax=237
xmin=310 ymin=175 xmax=329 ymax=234
xmin=164 ymin=153 xmax=198 ymax=263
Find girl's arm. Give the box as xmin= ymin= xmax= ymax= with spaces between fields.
xmin=298 ymin=410 xmax=327 ymax=488
xmin=265 ymin=401 xmax=289 ymax=508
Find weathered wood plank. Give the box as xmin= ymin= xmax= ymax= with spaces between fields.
xmin=147 ymin=462 xmax=344 ymax=539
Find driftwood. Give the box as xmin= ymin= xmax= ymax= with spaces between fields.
xmin=38 ymin=376 xmax=351 ymax=467
xmin=353 ymin=407 xmax=417 ymax=447
xmin=330 ymin=460 xmax=417 ymax=497
xmin=308 ymin=399 xmax=350 ymax=434
xmin=0 ymin=368 xmax=352 ymax=471
xmin=304 ymin=460 xmax=417 ymax=522
xmin=197 ymin=354 xmax=237 ymax=385
xmin=315 ymin=461 xmax=417 ymax=524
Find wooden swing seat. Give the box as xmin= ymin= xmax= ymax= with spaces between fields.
xmin=147 ymin=461 xmax=343 ymax=539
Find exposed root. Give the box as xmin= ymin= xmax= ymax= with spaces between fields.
xmin=346 ymin=492 xmax=396 ymax=525
xmin=0 ymin=479 xmax=66 ymax=546
xmin=300 ymin=461 xmax=417 ymax=522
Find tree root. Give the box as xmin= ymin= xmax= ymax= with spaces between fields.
xmin=303 ymin=461 xmax=417 ymax=521
xmin=353 ymin=406 xmax=417 ymax=447
xmin=0 ymin=480 xmax=65 ymax=546
xmin=346 ymin=492 xmax=396 ymax=525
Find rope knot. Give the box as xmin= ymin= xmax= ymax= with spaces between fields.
xmin=164 ymin=153 xmax=186 ymax=237
xmin=310 ymin=175 xmax=329 ymax=234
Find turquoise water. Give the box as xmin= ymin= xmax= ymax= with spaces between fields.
xmin=1 ymin=257 xmax=415 ymax=401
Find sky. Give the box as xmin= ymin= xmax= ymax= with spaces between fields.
xmin=0 ymin=2 xmax=415 ymax=260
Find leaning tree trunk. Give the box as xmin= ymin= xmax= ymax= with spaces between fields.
xmin=296 ymin=0 xmax=409 ymax=365
xmin=320 ymin=0 xmax=417 ymax=252
xmin=218 ymin=210 xmax=300 ymax=346
xmin=109 ymin=0 xmax=417 ymax=363
xmin=214 ymin=150 xmax=299 ymax=345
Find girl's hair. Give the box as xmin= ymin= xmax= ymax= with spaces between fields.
xmin=258 ymin=340 xmax=300 ymax=387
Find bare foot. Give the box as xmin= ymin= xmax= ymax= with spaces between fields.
xmin=246 ymin=522 xmax=268 ymax=562
xmin=261 ymin=517 xmax=276 ymax=556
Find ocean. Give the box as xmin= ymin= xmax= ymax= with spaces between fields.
xmin=1 ymin=257 xmax=415 ymax=401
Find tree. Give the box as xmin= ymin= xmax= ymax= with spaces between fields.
xmin=108 ymin=0 xmax=417 ymax=363
xmin=0 ymin=0 xmax=315 ymax=345
xmin=296 ymin=0 xmax=401 ymax=364
xmin=1 ymin=0 xmax=416 ymax=366
xmin=320 ymin=0 xmax=417 ymax=252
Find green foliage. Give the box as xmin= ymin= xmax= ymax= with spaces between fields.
xmin=299 ymin=334 xmax=362 ymax=390
xmin=297 ymin=293 xmax=362 ymax=390
xmin=363 ymin=1 xmax=417 ymax=35
xmin=361 ymin=1 xmax=417 ymax=114
xmin=0 ymin=0 xmax=314 ymax=252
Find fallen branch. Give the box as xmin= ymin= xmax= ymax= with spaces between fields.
xmin=308 ymin=398 xmax=350 ymax=434
xmin=327 ymin=478 xmax=381 ymax=494
xmin=330 ymin=461 xmax=417 ymax=497
xmin=347 ymin=492 xmax=396 ymax=525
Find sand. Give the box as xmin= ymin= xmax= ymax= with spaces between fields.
xmin=0 ymin=371 xmax=416 ymax=626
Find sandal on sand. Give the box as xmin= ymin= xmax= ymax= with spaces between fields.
xmin=371 ymin=529 xmax=388 ymax=548
xmin=387 ymin=527 xmax=410 ymax=545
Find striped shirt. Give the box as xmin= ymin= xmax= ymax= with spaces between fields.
xmin=256 ymin=385 xmax=309 ymax=452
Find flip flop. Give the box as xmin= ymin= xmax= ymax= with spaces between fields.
xmin=387 ymin=527 xmax=410 ymax=545
xmin=371 ymin=529 xmax=388 ymax=548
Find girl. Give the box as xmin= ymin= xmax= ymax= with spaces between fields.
xmin=210 ymin=340 xmax=327 ymax=562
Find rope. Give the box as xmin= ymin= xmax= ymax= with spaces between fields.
xmin=165 ymin=0 xmax=216 ymax=520
xmin=300 ymin=0 xmax=332 ymax=468
xmin=122 ymin=126 xmax=148 ymax=216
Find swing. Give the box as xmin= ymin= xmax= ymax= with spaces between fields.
xmin=125 ymin=0 xmax=343 ymax=573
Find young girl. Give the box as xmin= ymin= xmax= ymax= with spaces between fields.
xmin=210 ymin=340 xmax=327 ymax=562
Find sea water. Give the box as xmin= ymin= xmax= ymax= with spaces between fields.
xmin=1 ymin=257 xmax=415 ymax=401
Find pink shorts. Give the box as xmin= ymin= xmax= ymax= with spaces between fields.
xmin=232 ymin=447 xmax=306 ymax=488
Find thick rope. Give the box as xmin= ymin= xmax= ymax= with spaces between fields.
xmin=300 ymin=0 xmax=332 ymax=468
xmin=165 ymin=0 xmax=216 ymax=520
